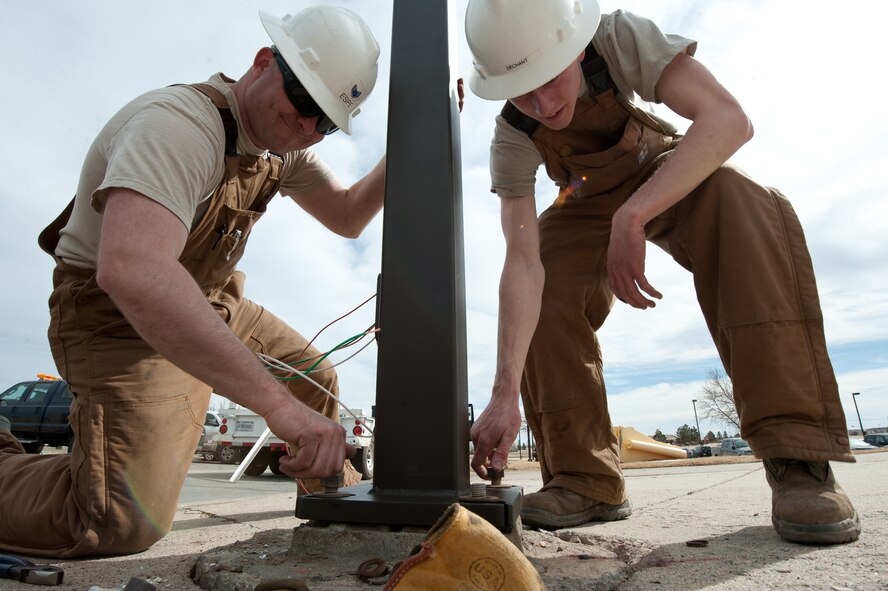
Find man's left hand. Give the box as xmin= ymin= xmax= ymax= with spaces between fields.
xmin=607 ymin=209 xmax=662 ymax=309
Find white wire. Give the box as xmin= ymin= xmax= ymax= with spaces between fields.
xmin=258 ymin=353 xmax=298 ymax=374
xmin=228 ymin=325 xmax=376 ymax=484
xmin=256 ymin=351 xmax=375 ymax=436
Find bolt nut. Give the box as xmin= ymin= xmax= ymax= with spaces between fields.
xmin=323 ymin=472 xmax=344 ymax=493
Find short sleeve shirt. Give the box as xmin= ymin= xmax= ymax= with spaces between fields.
xmin=55 ymin=74 xmax=334 ymax=268
xmin=489 ymin=10 xmax=697 ymax=198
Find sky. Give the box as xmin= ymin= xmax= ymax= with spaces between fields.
xmin=1 ymin=0 xmax=886 ymax=440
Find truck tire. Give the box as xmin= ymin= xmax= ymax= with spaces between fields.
xmin=244 ymin=451 xmax=270 ymax=477
xmin=23 ymin=442 xmax=45 ymax=455
xmin=268 ymin=453 xmax=285 ymax=475
xmin=218 ymin=445 xmax=241 ymax=464
xmin=351 ymin=444 xmax=374 ymax=480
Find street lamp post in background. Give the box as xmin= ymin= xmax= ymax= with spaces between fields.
xmin=851 ymin=392 xmax=865 ymax=436
xmin=517 ymin=424 xmax=523 ymax=460
xmin=692 ymin=399 xmax=702 ymax=453
xmin=526 ymin=422 xmax=535 ymax=461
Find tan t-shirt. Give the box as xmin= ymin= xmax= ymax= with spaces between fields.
xmin=56 ymin=74 xmax=334 ymax=268
xmin=489 ymin=10 xmax=697 ymax=198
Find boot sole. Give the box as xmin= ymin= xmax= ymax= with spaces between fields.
xmin=521 ymin=501 xmax=632 ymax=530
xmin=772 ymin=511 xmax=861 ymax=545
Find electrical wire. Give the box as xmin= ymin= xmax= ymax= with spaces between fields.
xmin=293 ymin=293 xmax=377 ymax=368
xmin=272 ymin=327 xmax=377 ymax=380
xmin=233 ymin=296 xmax=379 ymax=488
xmin=323 ymin=337 xmax=376 ymax=371
xmin=257 ymin=351 xmax=374 ymax=436
xmin=264 ymin=326 xmax=374 ymax=372
xmin=257 ymin=326 xmax=375 ymax=374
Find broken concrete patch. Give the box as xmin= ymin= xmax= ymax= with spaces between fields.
xmin=193 ymin=523 xmax=653 ymax=591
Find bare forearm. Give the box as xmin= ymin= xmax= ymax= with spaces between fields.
xmin=621 ymin=53 xmax=754 ymax=227
xmin=618 ymin=109 xmax=752 ymax=227
xmin=291 ymin=157 xmax=386 ymax=238
xmin=493 ymin=254 xmax=544 ymax=400
xmin=341 ymin=156 xmax=386 ymax=236
xmin=98 ymin=259 xmax=289 ymax=416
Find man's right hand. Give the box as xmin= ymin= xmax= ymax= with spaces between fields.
xmin=470 ymin=394 xmax=522 ymax=479
xmin=264 ymin=398 xmax=353 ymax=480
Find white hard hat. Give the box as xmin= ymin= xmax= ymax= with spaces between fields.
xmin=259 ymin=6 xmax=380 ymax=135
xmin=465 ymin=0 xmax=601 ymax=100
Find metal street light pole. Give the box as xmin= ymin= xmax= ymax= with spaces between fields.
xmin=692 ymin=399 xmax=702 ymax=453
xmin=851 ymin=392 xmax=865 ymax=436
xmin=296 ymin=0 xmax=521 ymax=532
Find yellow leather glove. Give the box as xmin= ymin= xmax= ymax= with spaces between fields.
xmin=384 ymin=503 xmax=545 ymax=590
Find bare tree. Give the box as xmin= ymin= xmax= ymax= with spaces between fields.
xmin=698 ymin=368 xmax=740 ymax=432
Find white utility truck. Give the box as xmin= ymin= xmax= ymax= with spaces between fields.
xmin=212 ymin=406 xmax=375 ymax=478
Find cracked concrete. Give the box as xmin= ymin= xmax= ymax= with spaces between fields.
xmin=4 ymin=451 xmax=885 ymax=590
xmin=191 ymin=524 xmax=644 ymax=591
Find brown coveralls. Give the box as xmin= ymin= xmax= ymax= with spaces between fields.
xmin=518 ymin=87 xmax=853 ymax=506
xmin=0 ymin=85 xmax=338 ymax=557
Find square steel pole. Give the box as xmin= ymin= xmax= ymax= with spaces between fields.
xmin=296 ymin=0 xmax=521 ymax=531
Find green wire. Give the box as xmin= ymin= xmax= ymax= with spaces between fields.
xmin=273 ymin=331 xmax=369 ymax=381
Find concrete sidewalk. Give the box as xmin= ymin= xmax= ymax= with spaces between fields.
xmin=577 ymin=452 xmax=887 ymax=590
xmin=1 ymin=451 xmax=885 ymax=590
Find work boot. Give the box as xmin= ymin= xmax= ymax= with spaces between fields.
xmin=298 ymin=459 xmax=363 ymax=495
xmin=764 ymin=458 xmax=860 ymax=545
xmin=521 ymin=487 xmax=632 ymax=530
xmin=0 ymin=416 xmax=10 ymax=433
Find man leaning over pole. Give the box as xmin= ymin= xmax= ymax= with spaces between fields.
xmin=464 ymin=0 xmax=859 ymax=545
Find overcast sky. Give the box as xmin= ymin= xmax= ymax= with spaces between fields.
xmin=1 ymin=0 xmax=886 ymax=440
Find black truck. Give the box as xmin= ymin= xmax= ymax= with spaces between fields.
xmin=0 ymin=376 xmax=73 ymax=453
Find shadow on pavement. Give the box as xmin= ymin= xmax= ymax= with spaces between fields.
xmin=627 ymin=525 xmax=818 ymax=589
xmin=172 ymin=509 xmax=295 ymax=532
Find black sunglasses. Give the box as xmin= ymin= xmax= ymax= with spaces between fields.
xmin=270 ymin=46 xmax=339 ymax=135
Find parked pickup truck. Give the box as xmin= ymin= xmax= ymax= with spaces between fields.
xmin=0 ymin=375 xmax=73 ymax=453
xmin=213 ymin=407 xmax=375 ymax=479
xmin=712 ymin=437 xmax=753 ymax=457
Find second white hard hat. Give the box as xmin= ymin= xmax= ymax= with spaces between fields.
xmin=260 ymin=6 xmax=380 ymax=135
xmin=465 ymin=0 xmax=601 ymax=100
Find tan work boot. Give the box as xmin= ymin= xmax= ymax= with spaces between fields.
xmin=520 ymin=487 xmax=632 ymax=530
xmin=764 ymin=458 xmax=860 ymax=545
xmin=0 ymin=416 xmax=10 ymax=433
xmin=298 ymin=459 xmax=363 ymax=495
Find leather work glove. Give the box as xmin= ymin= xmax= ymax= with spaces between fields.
xmin=383 ymin=503 xmax=545 ymax=590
